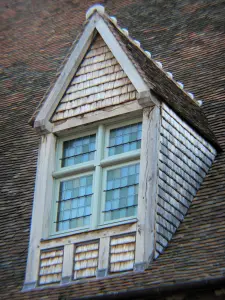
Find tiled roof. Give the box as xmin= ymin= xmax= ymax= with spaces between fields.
xmin=0 ymin=1 xmax=225 ymax=299
xmin=104 ymin=15 xmax=220 ymax=150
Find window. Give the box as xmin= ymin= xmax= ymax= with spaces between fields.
xmin=51 ymin=120 xmax=142 ymax=236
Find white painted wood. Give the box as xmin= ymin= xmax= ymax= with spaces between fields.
xmin=40 ymin=222 xmax=136 ymax=250
xmin=92 ymin=125 xmax=104 ymax=229
xmin=86 ymin=4 xmax=105 ymax=20
xmin=135 ymin=106 xmax=161 ymax=266
xmin=53 ymin=100 xmax=143 ymax=135
xmin=24 ymin=134 xmax=56 ymax=285
xmin=62 ymin=244 xmax=74 ymax=280
xmin=100 ymin=150 xmax=140 ymax=168
xmin=52 ymin=162 xmax=95 ymax=179
xmin=98 ymin=236 xmax=110 ymax=271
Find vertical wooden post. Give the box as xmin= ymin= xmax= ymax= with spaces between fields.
xmin=62 ymin=244 xmax=74 ymax=283
xmin=24 ymin=133 xmax=56 ymax=289
xmin=134 ymin=106 xmax=161 ymax=271
xmin=92 ymin=125 xmax=104 ymax=229
xmin=97 ymin=236 xmax=110 ymax=277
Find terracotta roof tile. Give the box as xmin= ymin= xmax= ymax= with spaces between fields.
xmin=1 ymin=0 xmax=225 ymax=299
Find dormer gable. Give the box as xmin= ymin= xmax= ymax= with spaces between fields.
xmin=24 ymin=5 xmax=219 ymax=290
xmin=51 ymin=34 xmax=138 ymax=123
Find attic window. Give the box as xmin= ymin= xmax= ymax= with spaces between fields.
xmin=24 ymin=6 xmax=217 ymax=290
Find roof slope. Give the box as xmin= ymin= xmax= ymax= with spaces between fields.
xmin=0 ymin=1 xmax=225 ymax=299
xmin=105 ymin=16 xmax=220 ymax=149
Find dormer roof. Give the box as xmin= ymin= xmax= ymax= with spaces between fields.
xmin=30 ymin=5 xmax=220 ymax=151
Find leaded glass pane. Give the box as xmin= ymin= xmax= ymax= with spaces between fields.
xmin=62 ymin=135 xmax=96 ymax=167
xmin=108 ymin=123 xmax=142 ymax=156
xmin=104 ymin=163 xmax=139 ymax=221
xmin=57 ymin=175 xmax=93 ymax=231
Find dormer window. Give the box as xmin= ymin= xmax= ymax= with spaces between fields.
xmin=24 ymin=5 xmax=217 ymax=290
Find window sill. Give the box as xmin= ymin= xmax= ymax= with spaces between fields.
xmin=41 ymin=218 xmax=137 ymax=242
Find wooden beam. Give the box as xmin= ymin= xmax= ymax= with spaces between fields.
xmin=52 ymin=100 xmax=143 ymax=135
xmin=62 ymin=244 xmax=74 ymax=283
xmin=24 ymin=134 xmax=56 ymax=287
xmin=135 ymin=106 xmax=161 ymax=269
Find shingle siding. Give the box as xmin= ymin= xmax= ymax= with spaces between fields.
xmin=155 ymin=104 xmax=217 ymax=258
xmin=52 ymin=34 xmax=137 ymax=122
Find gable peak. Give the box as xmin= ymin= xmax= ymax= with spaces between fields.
xmin=86 ymin=4 xmax=105 ymax=20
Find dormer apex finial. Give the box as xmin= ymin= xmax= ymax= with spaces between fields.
xmin=86 ymin=4 xmax=105 ymax=20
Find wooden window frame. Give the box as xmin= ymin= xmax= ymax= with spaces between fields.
xmin=50 ymin=118 xmax=142 ymax=238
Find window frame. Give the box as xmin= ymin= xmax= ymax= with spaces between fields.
xmin=51 ymin=170 xmax=95 ymax=236
xmin=50 ymin=118 xmax=142 ymax=238
xmin=100 ymin=160 xmax=140 ymax=227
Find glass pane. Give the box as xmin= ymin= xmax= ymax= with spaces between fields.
xmin=62 ymin=134 xmax=96 ymax=167
xmin=108 ymin=123 xmax=142 ymax=156
xmin=104 ymin=163 xmax=140 ymax=221
xmin=56 ymin=174 xmax=93 ymax=231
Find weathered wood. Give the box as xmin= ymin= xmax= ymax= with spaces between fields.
xmin=159 ymin=147 xmax=203 ymax=183
xmin=52 ymin=100 xmax=143 ymax=135
xmin=51 ymin=24 xmax=151 ymax=123
xmin=62 ymin=244 xmax=74 ymax=282
xmin=162 ymin=104 xmax=216 ymax=155
xmin=135 ymin=106 xmax=160 ymax=267
xmin=96 ymin=18 xmax=149 ymax=93
xmin=38 ymin=248 xmax=63 ymax=285
xmin=155 ymin=104 xmax=216 ymax=259
xmin=74 ymin=242 xmax=99 ymax=279
xmin=160 ymin=138 xmax=207 ymax=178
xmin=158 ymin=178 xmax=191 ymax=208
xmin=110 ymin=235 xmax=136 ymax=273
xmin=161 ymin=117 xmax=213 ymax=164
xmin=40 ymin=222 xmax=136 ymax=250
xmin=97 ymin=236 xmax=110 ymax=274
xmin=24 ymin=134 xmax=56 ymax=285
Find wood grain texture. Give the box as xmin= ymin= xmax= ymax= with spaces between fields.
xmin=155 ymin=104 xmax=217 ymax=258
xmin=52 ymin=34 xmax=138 ymax=122
xmin=74 ymin=242 xmax=99 ymax=279
xmin=109 ymin=235 xmax=136 ymax=273
xmin=39 ymin=248 xmax=63 ymax=285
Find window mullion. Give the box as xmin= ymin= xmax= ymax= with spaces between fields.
xmin=91 ymin=125 xmax=105 ymax=229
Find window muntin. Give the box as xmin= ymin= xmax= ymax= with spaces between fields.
xmin=53 ymin=120 xmax=142 ymax=235
xmin=56 ymin=174 xmax=93 ymax=231
xmin=62 ymin=134 xmax=96 ymax=167
xmin=104 ymin=163 xmax=139 ymax=221
xmin=108 ymin=123 xmax=142 ymax=156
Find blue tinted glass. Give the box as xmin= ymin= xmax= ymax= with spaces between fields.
xmin=62 ymin=135 xmax=96 ymax=167
xmin=108 ymin=123 xmax=142 ymax=156
xmin=104 ymin=163 xmax=139 ymax=221
xmin=57 ymin=175 xmax=93 ymax=231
